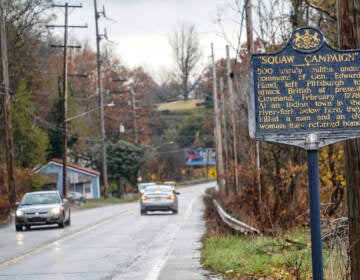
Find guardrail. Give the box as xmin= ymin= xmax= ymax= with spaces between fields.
xmin=213 ymin=199 xmax=261 ymax=234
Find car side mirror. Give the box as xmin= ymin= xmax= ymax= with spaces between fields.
xmin=174 ymin=191 xmax=180 ymax=195
xmin=15 ymin=202 xmax=19 ymax=207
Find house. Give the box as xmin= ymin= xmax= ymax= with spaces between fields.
xmin=35 ymin=158 xmax=101 ymax=199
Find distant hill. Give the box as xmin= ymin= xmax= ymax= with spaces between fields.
xmin=156 ymin=99 xmax=205 ymax=112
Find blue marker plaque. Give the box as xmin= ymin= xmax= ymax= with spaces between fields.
xmin=249 ymin=27 xmax=360 ymax=148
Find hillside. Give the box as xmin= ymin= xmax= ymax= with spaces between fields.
xmin=156 ymin=99 xmax=205 ymax=112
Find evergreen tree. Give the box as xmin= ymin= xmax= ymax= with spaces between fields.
xmin=47 ymin=77 xmax=63 ymax=160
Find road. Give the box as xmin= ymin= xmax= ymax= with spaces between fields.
xmin=0 ymin=182 xmax=212 ymax=280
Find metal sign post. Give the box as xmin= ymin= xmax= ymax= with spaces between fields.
xmin=306 ymin=134 xmax=323 ymax=280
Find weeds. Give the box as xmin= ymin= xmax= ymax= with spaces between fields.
xmin=202 ymin=225 xmax=349 ymax=279
xmin=202 ymin=192 xmax=349 ymax=279
xmin=202 ymin=230 xmax=314 ymax=279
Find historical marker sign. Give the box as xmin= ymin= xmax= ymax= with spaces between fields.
xmin=249 ymin=27 xmax=360 ymax=148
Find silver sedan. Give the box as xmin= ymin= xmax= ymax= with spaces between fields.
xmin=140 ymin=184 xmax=179 ymax=215
xmin=15 ymin=190 xmax=71 ymax=231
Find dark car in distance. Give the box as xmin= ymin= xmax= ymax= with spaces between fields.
xmin=15 ymin=190 xmax=71 ymax=231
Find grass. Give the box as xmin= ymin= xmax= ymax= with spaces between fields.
xmin=202 ymin=229 xmax=349 ymax=279
xmin=323 ymin=235 xmax=349 ymax=280
xmin=202 ymin=230 xmax=316 ymax=279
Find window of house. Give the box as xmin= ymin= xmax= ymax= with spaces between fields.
xmin=84 ymin=183 xmax=91 ymax=194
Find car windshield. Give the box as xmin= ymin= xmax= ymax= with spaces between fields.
xmin=138 ymin=182 xmax=156 ymax=192
xmin=21 ymin=193 xmax=60 ymax=205
xmin=145 ymin=185 xmax=172 ymax=193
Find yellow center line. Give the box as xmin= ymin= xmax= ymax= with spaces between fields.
xmin=0 ymin=208 xmax=133 ymax=270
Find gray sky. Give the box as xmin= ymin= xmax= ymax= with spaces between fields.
xmin=52 ymin=0 xmax=245 ymax=78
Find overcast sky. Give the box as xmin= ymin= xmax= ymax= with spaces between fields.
xmin=51 ymin=0 xmax=245 ymax=78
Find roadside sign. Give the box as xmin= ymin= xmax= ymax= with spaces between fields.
xmin=184 ymin=148 xmax=216 ymax=166
xmin=208 ymin=168 xmax=217 ymax=179
xmin=249 ymin=26 xmax=360 ymax=149
xmin=247 ymin=27 xmax=360 ymax=280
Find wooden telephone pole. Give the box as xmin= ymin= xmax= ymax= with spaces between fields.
xmin=338 ymin=1 xmax=360 ymax=279
xmin=211 ymin=43 xmax=225 ymax=195
xmin=0 ymin=0 xmax=16 ymax=207
xmin=226 ymin=45 xmax=239 ymax=193
xmin=246 ymin=0 xmax=261 ymax=202
xmin=47 ymin=3 xmax=86 ymax=197
xmin=94 ymin=0 xmax=110 ymax=196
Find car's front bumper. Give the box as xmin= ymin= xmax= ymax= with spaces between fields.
xmin=15 ymin=213 xmax=63 ymax=226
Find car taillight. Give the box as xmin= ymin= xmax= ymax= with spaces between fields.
xmin=168 ymin=194 xmax=175 ymax=200
xmin=141 ymin=195 xmax=148 ymax=201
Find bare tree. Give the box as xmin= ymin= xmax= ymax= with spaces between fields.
xmin=169 ymin=22 xmax=201 ymax=100
xmin=256 ymin=0 xmax=292 ymax=50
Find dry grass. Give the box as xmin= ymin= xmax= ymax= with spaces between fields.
xmin=157 ymin=99 xmax=204 ymax=111
xmin=202 ymin=190 xmax=349 ymax=279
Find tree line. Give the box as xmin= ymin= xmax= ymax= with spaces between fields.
xmin=0 ymin=1 xmax=204 ymax=215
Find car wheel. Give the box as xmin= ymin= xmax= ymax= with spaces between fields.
xmin=173 ymin=209 xmax=178 ymax=214
xmin=66 ymin=212 xmax=71 ymax=226
xmin=140 ymin=210 xmax=146 ymax=215
xmin=58 ymin=213 xmax=65 ymax=228
xmin=15 ymin=224 xmax=22 ymax=231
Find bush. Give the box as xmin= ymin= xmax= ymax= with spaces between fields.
xmin=0 ymin=165 xmax=37 ymax=222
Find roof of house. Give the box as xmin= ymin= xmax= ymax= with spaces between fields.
xmin=36 ymin=158 xmax=100 ymax=177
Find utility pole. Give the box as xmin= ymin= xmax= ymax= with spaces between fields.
xmin=211 ymin=43 xmax=225 ymax=195
xmin=61 ymin=3 xmax=69 ymax=199
xmin=219 ymin=77 xmax=229 ymax=195
xmin=226 ymin=45 xmax=239 ymax=193
xmin=110 ymin=78 xmax=140 ymax=144
xmin=338 ymin=1 xmax=360 ymax=278
xmin=47 ymin=3 xmax=86 ymax=197
xmin=0 ymin=1 xmax=16 ymax=207
xmin=246 ymin=0 xmax=261 ymax=202
xmin=130 ymin=90 xmax=139 ymax=144
xmin=94 ymin=0 xmax=109 ymax=196
xmin=109 ymin=78 xmax=127 ymax=141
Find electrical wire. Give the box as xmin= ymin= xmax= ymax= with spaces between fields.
xmin=233 ymin=0 xmax=247 ymax=70
xmin=11 ymin=96 xmax=102 ymax=142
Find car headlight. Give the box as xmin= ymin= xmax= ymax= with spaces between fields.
xmin=16 ymin=209 xmax=24 ymax=217
xmin=50 ymin=207 xmax=61 ymax=215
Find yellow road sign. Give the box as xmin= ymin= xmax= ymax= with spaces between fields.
xmin=208 ymin=168 xmax=217 ymax=179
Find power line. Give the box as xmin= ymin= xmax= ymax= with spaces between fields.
xmin=234 ymin=0 xmax=247 ymax=69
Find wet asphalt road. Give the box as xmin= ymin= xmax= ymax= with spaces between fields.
xmin=0 ymin=182 xmax=212 ymax=280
